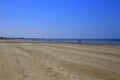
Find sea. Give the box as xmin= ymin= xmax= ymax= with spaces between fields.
xmin=19 ymin=38 xmax=120 ymax=46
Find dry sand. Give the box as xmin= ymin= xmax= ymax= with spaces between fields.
xmin=0 ymin=40 xmax=120 ymax=80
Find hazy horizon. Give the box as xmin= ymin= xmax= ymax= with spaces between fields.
xmin=0 ymin=0 xmax=120 ymax=39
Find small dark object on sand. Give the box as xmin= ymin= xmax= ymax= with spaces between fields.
xmin=49 ymin=39 xmax=52 ymax=41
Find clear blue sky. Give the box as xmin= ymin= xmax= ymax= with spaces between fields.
xmin=0 ymin=0 xmax=120 ymax=39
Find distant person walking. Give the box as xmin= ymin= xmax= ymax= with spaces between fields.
xmin=78 ymin=40 xmax=81 ymax=44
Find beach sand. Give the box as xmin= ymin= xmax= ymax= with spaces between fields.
xmin=0 ymin=40 xmax=120 ymax=80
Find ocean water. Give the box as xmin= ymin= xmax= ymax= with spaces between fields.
xmin=21 ymin=38 xmax=120 ymax=46
xmin=81 ymin=39 xmax=120 ymax=46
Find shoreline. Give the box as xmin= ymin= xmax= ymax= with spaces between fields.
xmin=0 ymin=40 xmax=120 ymax=46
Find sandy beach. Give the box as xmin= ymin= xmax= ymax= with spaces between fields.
xmin=0 ymin=40 xmax=120 ymax=80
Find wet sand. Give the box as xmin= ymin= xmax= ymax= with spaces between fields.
xmin=0 ymin=40 xmax=120 ymax=80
